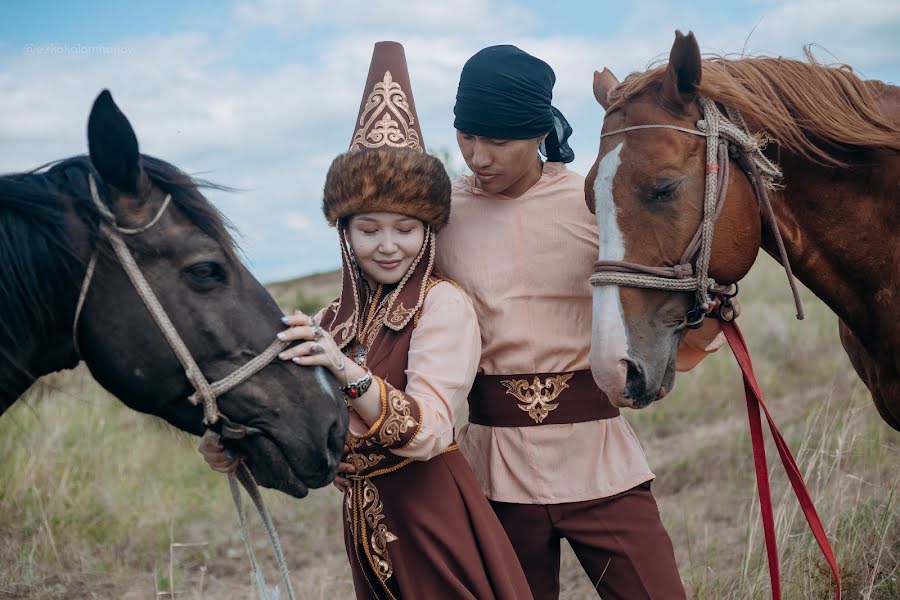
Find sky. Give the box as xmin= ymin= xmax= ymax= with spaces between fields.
xmin=2 ymin=0 xmax=898 ymax=283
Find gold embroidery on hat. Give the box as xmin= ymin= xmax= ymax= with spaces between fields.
xmin=350 ymin=70 xmax=422 ymax=152
xmin=500 ymin=373 xmax=575 ymax=424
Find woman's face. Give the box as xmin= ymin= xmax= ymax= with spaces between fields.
xmin=347 ymin=212 xmax=426 ymax=286
xmin=456 ymin=131 xmax=545 ymax=197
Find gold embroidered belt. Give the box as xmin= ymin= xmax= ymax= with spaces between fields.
xmin=348 ymin=443 xmax=460 ymax=480
xmin=468 ymin=370 xmax=619 ymax=427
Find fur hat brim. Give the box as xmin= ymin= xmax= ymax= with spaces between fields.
xmin=322 ymin=148 xmax=451 ymax=231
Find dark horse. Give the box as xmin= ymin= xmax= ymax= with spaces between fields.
xmin=586 ymin=32 xmax=900 ymax=429
xmin=1 ymin=91 xmax=349 ymax=495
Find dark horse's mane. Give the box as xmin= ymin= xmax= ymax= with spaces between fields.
xmin=609 ymin=51 xmax=900 ymax=168
xmin=0 ymin=155 xmax=236 ymax=368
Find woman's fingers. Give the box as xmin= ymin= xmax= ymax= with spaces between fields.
xmin=277 ymin=325 xmax=316 ymax=343
xmin=198 ymin=431 xmax=241 ymax=473
xmin=337 ymin=461 xmax=357 ymax=474
xmin=278 ymin=340 xmax=330 ymax=362
xmin=333 ymin=476 xmax=350 ymax=492
xmin=280 ymin=311 xmax=316 ymax=327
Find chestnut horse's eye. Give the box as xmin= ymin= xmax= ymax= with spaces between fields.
xmin=184 ymin=261 xmax=227 ymax=288
xmin=649 ymin=179 xmax=682 ymax=203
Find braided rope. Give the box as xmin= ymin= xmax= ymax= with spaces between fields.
xmin=72 ymin=251 xmax=98 ymax=358
xmin=187 ymin=339 xmax=288 ymax=405
xmin=593 ymin=97 xmax=804 ymax=320
xmin=236 ymin=464 xmax=297 ymax=600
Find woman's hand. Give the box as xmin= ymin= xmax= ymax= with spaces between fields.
xmin=278 ymin=310 xmax=368 ymax=383
xmin=198 ymin=430 xmax=240 ymax=474
xmin=332 ymin=443 xmax=358 ymax=493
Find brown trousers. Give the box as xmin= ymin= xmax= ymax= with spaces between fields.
xmin=489 ymin=481 xmax=686 ymax=600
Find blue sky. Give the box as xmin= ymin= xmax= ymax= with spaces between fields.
xmin=2 ymin=0 xmax=898 ymax=282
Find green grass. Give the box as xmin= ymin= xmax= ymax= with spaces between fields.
xmin=1 ymin=256 xmax=897 ymax=598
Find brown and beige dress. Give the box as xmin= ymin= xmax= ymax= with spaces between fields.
xmin=318 ymin=232 xmax=532 ymax=600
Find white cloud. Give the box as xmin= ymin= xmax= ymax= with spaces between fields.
xmin=2 ymin=0 xmax=897 ymax=282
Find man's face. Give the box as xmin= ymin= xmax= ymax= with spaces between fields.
xmin=456 ymin=131 xmax=545 ymax=197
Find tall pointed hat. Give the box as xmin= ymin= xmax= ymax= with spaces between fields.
xmin=320 ymin=41 xmax=450 ymax=350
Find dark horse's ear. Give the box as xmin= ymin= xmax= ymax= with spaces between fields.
xmin=593 ymin=68 xmax=620 ymax=111
xmin=87 ymin=90 xmax=143 ymax=195
xmin=663 ymin=30 xmax=701 ymax=111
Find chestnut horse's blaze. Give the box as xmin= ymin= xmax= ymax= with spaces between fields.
xmin=585 ymin=31 xmax=900 ymax=429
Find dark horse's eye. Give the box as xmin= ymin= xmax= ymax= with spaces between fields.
xmin=184 ymin=261 xmax=227 ymax=288
xmin=649 ymin=179 xmax=682 ymax=203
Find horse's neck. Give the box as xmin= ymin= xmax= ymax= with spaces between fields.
xmin=0 ymin=182 xmax=86 ymax=416
xmin=767 ymin=149 xmax=899 ymax=354
xmin=0 ymin=329 xmax=81 ymax=419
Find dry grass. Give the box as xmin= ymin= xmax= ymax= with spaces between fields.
xmin=1 ymin=256 xmax=897 ymax=599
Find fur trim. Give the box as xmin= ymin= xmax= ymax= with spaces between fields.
xmin=322 ymin=148 xmax=451 ymax=231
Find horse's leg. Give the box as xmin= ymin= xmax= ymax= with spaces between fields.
xmin=839 ymin=319 xmax=900 ymax=431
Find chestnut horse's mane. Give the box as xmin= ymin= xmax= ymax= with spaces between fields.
xmin=609 ymin=50 xmax=900 ymax=167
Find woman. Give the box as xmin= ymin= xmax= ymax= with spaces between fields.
xmin=200 ymin=42 xmax=532 ymax=600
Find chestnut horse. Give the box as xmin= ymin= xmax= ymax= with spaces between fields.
xmin=585 ymin=31 xmax=900 ymax=430
xmin=1 ymin=91 xmax=348 ymax=495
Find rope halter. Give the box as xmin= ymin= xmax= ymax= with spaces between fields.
xmin=589 ymin=96 xmax=804 ymax=324
xmin=73 ymin=174 xmax=288 ymax=428
xmin=72 ymin=174 xmax=299 ymax=600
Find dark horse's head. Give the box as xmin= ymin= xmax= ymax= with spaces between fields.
xmin=0 ymin=90 xmax=348 ymax=497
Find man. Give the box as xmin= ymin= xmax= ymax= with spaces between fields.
xmin=436 ymin=45 xmax=722 ymax=599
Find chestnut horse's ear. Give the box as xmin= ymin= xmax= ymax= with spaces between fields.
xmin=87 ymin=89 xmax=143 ymax=195
xmin=663 ymin=30 xmax=702 ymax=110
xmin=593 ymin=68 xmax=620 ymax=110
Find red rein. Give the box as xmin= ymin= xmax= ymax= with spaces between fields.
xmin=721 ymin=321 xmax=841 ymax=599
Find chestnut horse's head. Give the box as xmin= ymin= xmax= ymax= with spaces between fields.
xmin=585 ymin=31 xmax=762 ymax=408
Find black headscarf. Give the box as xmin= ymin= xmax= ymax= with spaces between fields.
xmin=454 ymin=45 xmax=574 ymax=163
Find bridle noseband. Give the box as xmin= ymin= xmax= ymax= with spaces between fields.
xmin=73 ymin=174 xmax=288 ymax=435
xmin=589 ymin=96 xmax=805 ymax=326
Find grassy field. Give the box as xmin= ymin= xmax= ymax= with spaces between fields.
xmin=1 ymin=255 xmax=897 ymax=599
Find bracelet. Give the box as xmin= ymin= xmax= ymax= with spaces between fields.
xmin=341 ymin=370 xmax=373 ymax=399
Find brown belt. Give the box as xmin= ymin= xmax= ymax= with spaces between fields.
xmin=468 ymin=370 xmax=620 ymax=427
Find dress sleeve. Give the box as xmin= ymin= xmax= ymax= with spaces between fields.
xmin=675 ymin=317 xmax=727 ymax=371
xmin=349 ymin=282 xmax=481 ymax=460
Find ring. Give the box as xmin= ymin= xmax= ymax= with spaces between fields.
xmin=225 ymin=449 xmax=235 ymax=460
xmin=310 ymin=343 xmax=323 ymax=354
xmin=313 ymin=326 xmax=324 ymax=340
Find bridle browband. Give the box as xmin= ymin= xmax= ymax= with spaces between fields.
xmin=73 ymin=174 xmax=288 ymax=434
xmin=589 ymin=96 xmax=805 ymax=326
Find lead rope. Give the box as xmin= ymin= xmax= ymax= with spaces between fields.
xmin=79 ymin=175 xmax=296 ymax=600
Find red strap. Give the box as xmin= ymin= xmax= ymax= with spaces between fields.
xmin=720 ymin=321 xmax=841 ymax=600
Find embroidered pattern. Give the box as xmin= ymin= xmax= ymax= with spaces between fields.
xmin=500 ymin=373 xmax=575 ymax=424
xmin=347 ymin=451 xmax=387 ymax=472
xmin=378 ymin=388 xmax=419 ymax=447
xmin=388 ymin=301 xmax=415 ymax=326
xmin=350 ymin=71 xmax=422 ymax=153
xmin=331 ymin=317 xmax=354 ymax=347
xmin=347 ymin=478 xmax=399 ymax=586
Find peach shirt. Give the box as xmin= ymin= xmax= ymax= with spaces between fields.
xmin=329 ymin=281 xmax=482 ymax=462
xmin=437 ymin=163 xmax=720 ymax=504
